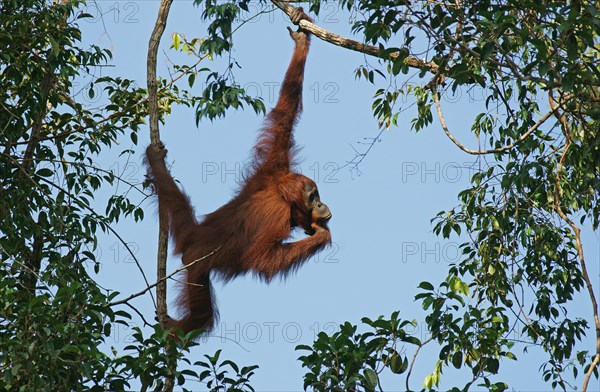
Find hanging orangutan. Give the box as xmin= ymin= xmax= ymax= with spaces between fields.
xmin=145 ymin=7 xmax=331 ymax=333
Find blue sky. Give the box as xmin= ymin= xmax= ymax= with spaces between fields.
xmin=78 ymin=1 xmax=599 ymax=390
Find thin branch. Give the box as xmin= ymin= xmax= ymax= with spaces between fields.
xmin=339 ymin=128 xmax=386 ymax=176
xmin=7 ymin=98 xmax=146 ymax=147
xmin=271 ymin=0 xmax=438 ymax=73
xmin=109 ymin=247 xmax=221 ymax=307
xmin=432 ymin=87 xmax=574 ymax=155
xmin=124 ymin=302 xmax=153 ymax=328
xmin=584 ymin=355 xmax=600 ymax=392
xmin=405 ymin=335 xmax=434 ymax=391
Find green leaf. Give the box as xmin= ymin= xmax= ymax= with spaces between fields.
xmin=487 ymin=358 xmax=500 ymax=373
xmin=173 ymin=33 xmax=181 ymax=50
xmin=363 ymin=368 xmax=379 ymax=389
xmin=480 ymin=42 xmax=495 ymax=60
xmin=36 ymin=168 xmax=53 ymax=177
xmin=452 ymin=351 xmax=462 ymax=369
xmin=390 ymin=351 xmax=408 ymax=374
xmin=562 ymin=73 xmax=575 ymax=91
xmin=48 ymin=36 xmax=60 ymax=57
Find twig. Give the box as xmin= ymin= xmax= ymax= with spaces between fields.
xmin=124 ymin=302 xmax=153 ymax=328
xmin=109 ymin=247 xmax=221 ymax=307
xmin=271 ymin=0 xmax=438 ymax=73
xmin=339 ymin=128 xmax=386 ymax=175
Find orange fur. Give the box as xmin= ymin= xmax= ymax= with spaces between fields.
xmin=145 ymin=24 xmax=331 ymax=333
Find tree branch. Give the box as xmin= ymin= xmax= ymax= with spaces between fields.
xmin=147 ymin=0 xmax=172 ymax=330
xmin=271 ymin=0 xmax=438 ymax=73
xmin=147 ymin=1 xmax=175 ymax=390
xmin=432 ymin=87 xmax=574 ymax=155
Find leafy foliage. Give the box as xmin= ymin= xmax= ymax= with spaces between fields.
xmin=197 ymin=349 xmax=259 ymax=391
xmin=297 ymin=313 xmax=417 ymax=391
